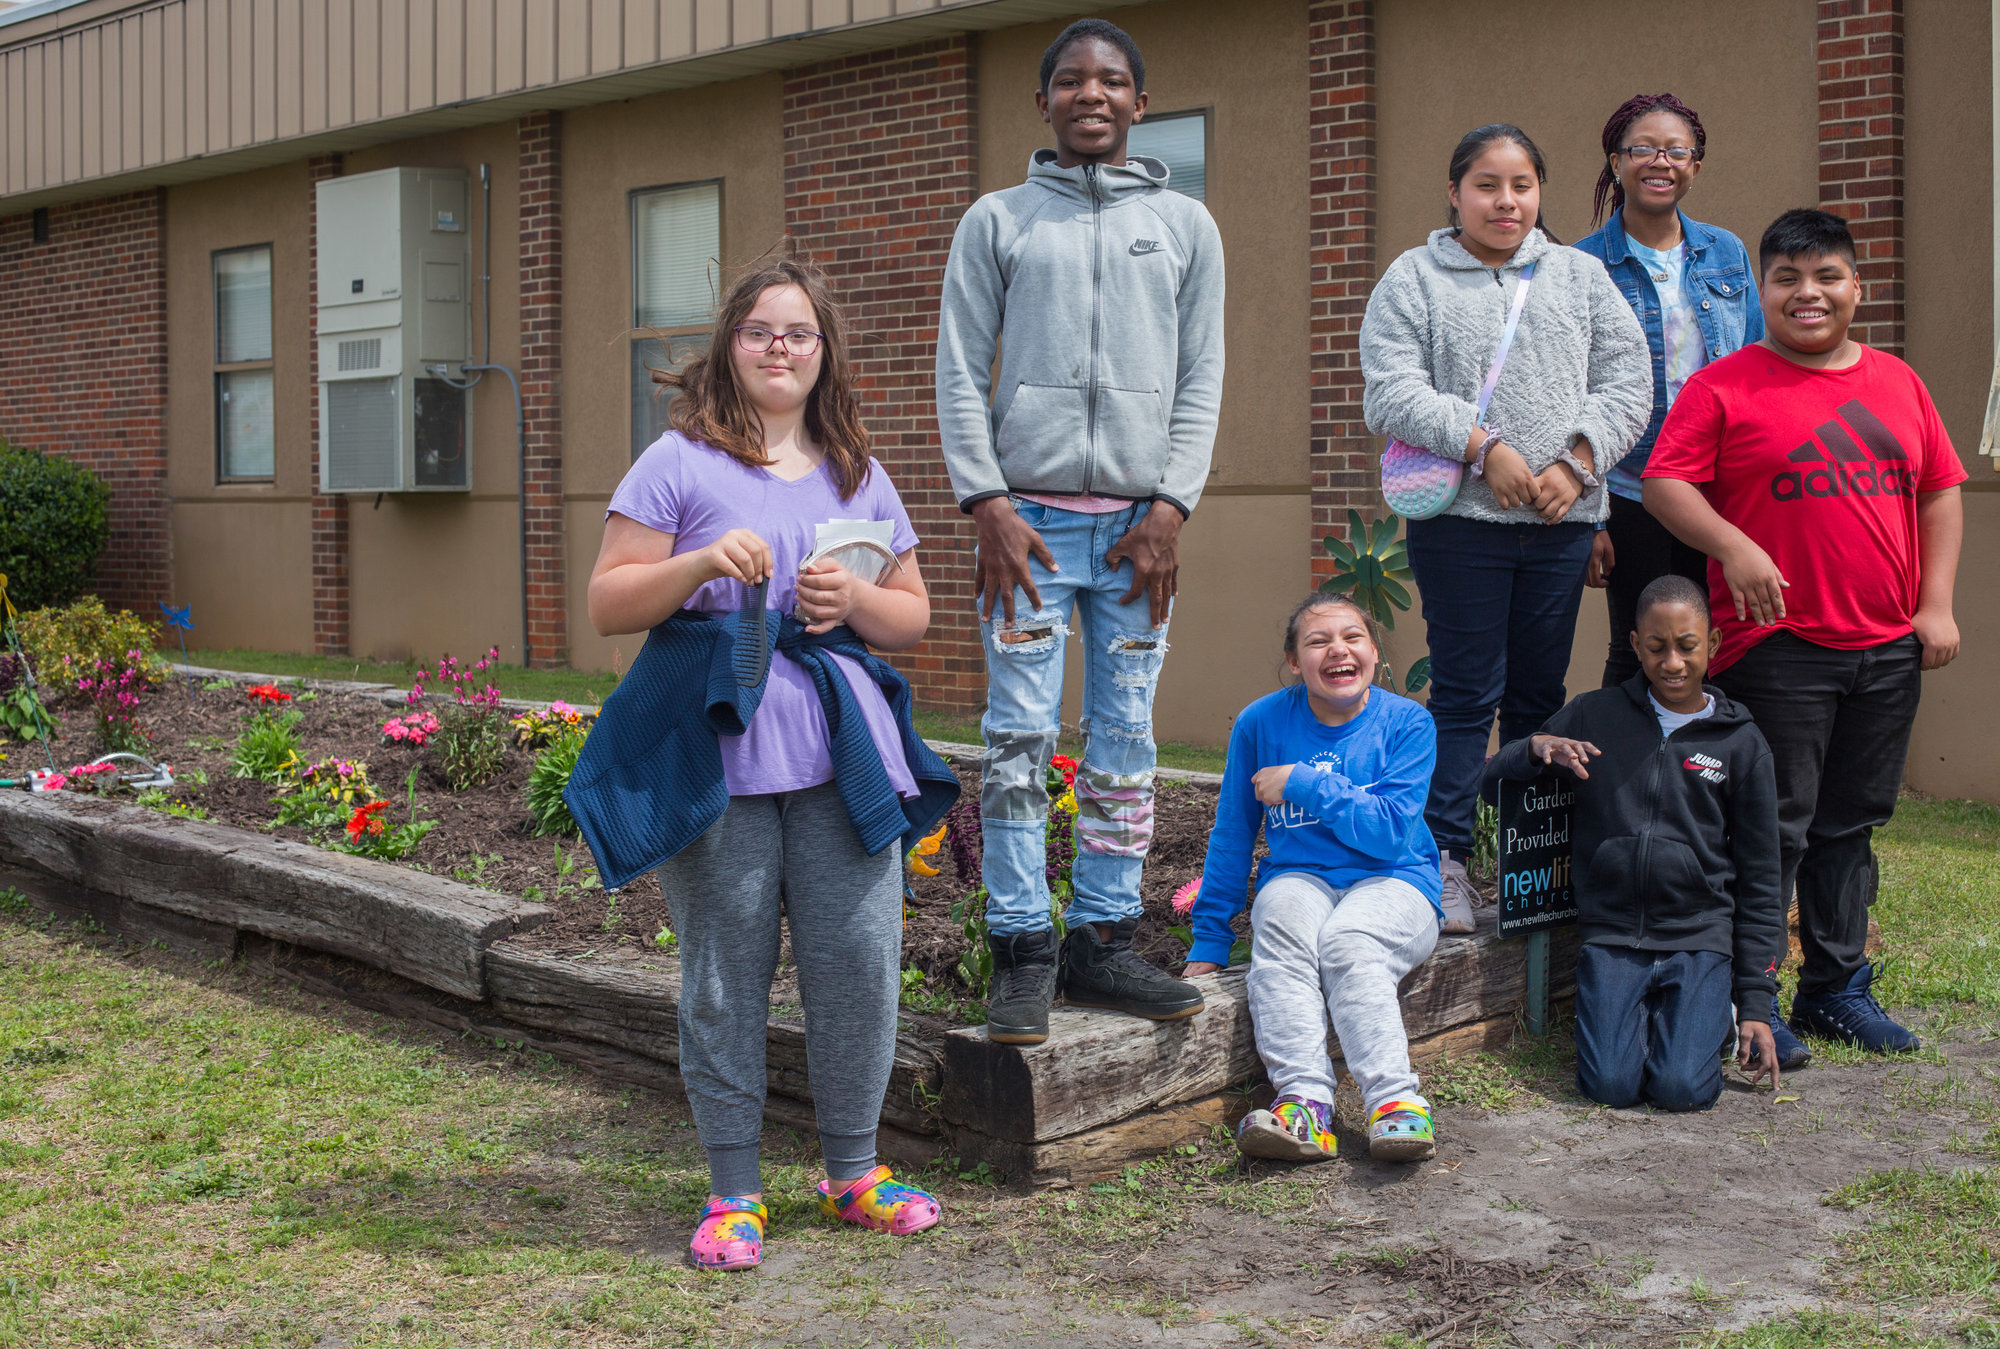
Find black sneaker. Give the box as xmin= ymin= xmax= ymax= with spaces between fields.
xmin=1767 ymin=995 xmax=1813 ymax=1071
xmin=985 ymin=928 xmax=1059 ymax=1045
xmin=1059 ymin=918 xmax=1206 ymax=1022
xmin=1791 ymin=963 xmax=1919 ymax=1054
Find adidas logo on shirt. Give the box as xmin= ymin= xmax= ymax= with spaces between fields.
xmin=1769 ymin=397 xmax=1922 ymax=501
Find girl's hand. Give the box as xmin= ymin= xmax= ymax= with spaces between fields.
xmin=699 ymin=529 xmax=774 ymax=586
xmin=1252 ymin=764 xmax=1295 ymax=806
xmin=1586 ymin=529 xmax=1615 ymax=588
xmin=1532 ymin=464 xmax=1585 ymax=523
xmin=1718 ymin=540 xmax=1790 ymax=625
xmin=1182 ymin=961 xmax=1223 ymax=978
xmin=1532 ymin=734 xmax=1601 ymax=779
xmin=795 ymin=559 xmax=863 ymax=634
xmin=1483 ymin=442 xmax=1541 ymax=511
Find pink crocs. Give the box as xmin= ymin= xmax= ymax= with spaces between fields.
xmin=687 ymin=1196 xmax=767 ymax=1271
xmin=817 ymin=1165 xmax=942 ymax=1235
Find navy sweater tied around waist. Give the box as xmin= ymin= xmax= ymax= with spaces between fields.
xmin=564 ymin=603 xmax=961 ymax=891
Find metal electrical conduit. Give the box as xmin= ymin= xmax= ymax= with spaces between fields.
xmin=427 ymin=161 xmax=530 ymax=666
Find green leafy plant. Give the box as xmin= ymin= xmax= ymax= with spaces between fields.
xmin=1319 ymin=508 xmax=1432 ymax=696
xmin=14 ymin=596 xmax=161 ymax=698
xmin=525 ymin=728 xmax=585 ymax=838
xmin=410 ymin=649 xmax=509 ymax=790
xmin=334 ymin=767 xmax=434 ymax=861
xmin=651 ymin=925 xmax=678 ymax=951
xmin=549 ymin=841 xmax=604 ymax=906
xmin=134 ymin=787 xmax=208 ymax=822
xmin=951 ymin=891 xmax=994 ymax=999
xmin=232 ymin=709 xmax=303 ymax=783
xmin=1473 ymin=796 xmax=1499 ymax=881
xmin=0 ymin=656 xmax=52 ymax=742
xmin=270 ymin=758 xmax=377 ymax=832
xmin=0 ymin=441 xmax=111 ymax=612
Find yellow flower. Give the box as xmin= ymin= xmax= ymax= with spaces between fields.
xmin=907 ymin=822 xmax=946 ymax=876
xmin=1054 ymin=789 xmax=1077 ymax=816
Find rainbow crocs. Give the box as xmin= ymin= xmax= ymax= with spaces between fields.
xmin=1235 ymin=1095 xmax=1337 ymax=1162
xmin=817 ymin=1166 xmax=942 ymax=1235
xmin=687 ymin=1196 xmax=767 ymax=1271
xmin=1367 ymin=1098 xmax=1435 ymax=1162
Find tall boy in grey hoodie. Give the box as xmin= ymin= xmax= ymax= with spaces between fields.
xmin=935 ymin=18 xmax=1225 ymax=1045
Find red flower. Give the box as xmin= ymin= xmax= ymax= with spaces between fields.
xmin=246 ymin=684 xmax=292 ymax=705
xmin=1050 ymin=753 xmax=1079 ymax=787
xmin=345 ymin=800 xmax=389 ymax=840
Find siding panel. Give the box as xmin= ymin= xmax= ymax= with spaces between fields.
xmin=254 ymin=0 xmax=278 ymax=143
xmin=328 ymin=0 xmax=353 ymax=126
xmin=205 ymin=1 xmax=230 ymax=153
xmin=696 ymin=0 xmax=729 ymax=51
xmin=122 ymin=18 xmax=144 ymax=168
xmin=302 ymin=0 xmax=328 ymax=133
xmin=5 ymin=52 xmax=22 ymax=194
xmin=408 ymin=0 xmax=436 ymax=110
xmin=731 ymin=0 xmax=767 ymax=43
xmin=465 ymin=0 xmax=494 ymax=97
xmin=557 ymin=0 xmax=590 ymax=81
xmin=63 ymin=35 xmax=83 ymax=184
xmin=23 ymin=44 xmax=42 ymax=190
xmin=80 ymin=30 xmax=100 ymax=181
xmin=591 ymin=0 xmax=621 ymax=73
xmin=353 ymin=0 xmax=378 ymax=121
xmin=230 ymin=0 xmax=253 ymax=146
xmin=164 ymin=4 xmax=186 ymax=161
xmin=277 ymin=0 xmax=302 ymax=137
xmin=380 ymin=0 xmax=407 ymax=117
xmin=525 ymin=0 xmax=555 ymax=87
xmin=810 ymin=0 xmax=846 ymax=31
xmin=772 ymin=0 xmax=809 ymax=37
xmin=436 ymin=0 xmax=465 ymax=104
xmin=661 ymin=0 xmax=694 ymax=57
xmin=622 ymin=0 xmax=656 ymax=65
xmin=495 ymin=0 xmax=526 ymax=92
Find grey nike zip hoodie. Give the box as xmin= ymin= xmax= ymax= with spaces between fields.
xmin=936 ymin=149 xmax=1226 ymax=516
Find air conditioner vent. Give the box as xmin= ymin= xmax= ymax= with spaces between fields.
xmin=325 ymin=378 xmax=400 ymax=491
xmin=337 ymin=337 xmax=382 ymax=372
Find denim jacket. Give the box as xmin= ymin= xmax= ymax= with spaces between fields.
xmin=1574 ymin=210 xmax=1763 ymax=498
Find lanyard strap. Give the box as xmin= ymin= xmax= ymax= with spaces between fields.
xmin=1473 ymin=260 xmax=1536 ymax=425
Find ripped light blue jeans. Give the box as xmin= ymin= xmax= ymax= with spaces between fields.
xmin=979 ymin=499 xmax=1169 ymax=938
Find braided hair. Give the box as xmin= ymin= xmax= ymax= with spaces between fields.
xmin=1591 ymin=93 xmax=1707 ymax=226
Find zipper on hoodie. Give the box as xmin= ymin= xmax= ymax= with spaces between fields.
xmin=1635 ymin=732 xmax=1667 ymax=944
xmin=1084 ymin=162 xmax=1104 ymax=495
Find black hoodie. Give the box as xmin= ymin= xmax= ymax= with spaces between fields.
xmin=1482 ymin=675 xmax=1784 ymax=1016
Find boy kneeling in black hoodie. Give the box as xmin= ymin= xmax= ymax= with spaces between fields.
xmin=1484 ymin=576 xmax=1786 ymax=1109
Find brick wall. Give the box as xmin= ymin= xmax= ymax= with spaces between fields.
xmin=1818 ymin=0 xmax=1904 ymax=353
xmin=782 ymin=39 xmax=982 ymax=716
xmin=0 ymin=191 xmax=169 ymax=613
xmin=307 ymin=153 xmax=350 ymax=655
xmin=1306 ymin=0 xmax=1379 ymax=584
xmin=520 ymin=112 xmax=568 ymax=669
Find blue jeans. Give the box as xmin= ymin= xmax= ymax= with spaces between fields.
xmin=1405 ymin=514 xmax=1593 ymax=856
xmin=1573 ymin=944 xmax=1731 ymax=1111
xmin=979 ymin=499 xmax=1168 ymax=937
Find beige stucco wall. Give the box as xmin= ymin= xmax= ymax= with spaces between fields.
xmin=562 ymin=74 xmax=787 ymax=674
xmin=1902 ymin=0 xmax=1997 ymax=801
xmin=164 ymin=159 xmax=315 ymax=653
xmin=978 ymin=0 xmax=1313 ymax=745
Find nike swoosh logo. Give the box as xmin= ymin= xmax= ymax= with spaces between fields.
xmin=1129 ymin=240 xmax=1164 ymax=256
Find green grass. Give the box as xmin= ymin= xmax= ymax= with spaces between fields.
xmin=1681 ymin=1309 xmax=1963 ymax=1348
xmin=1871 ymin=799 xmax=2000 ymax=1013
xmin=1827 ymin=1167 xmax=2000 ymax=1305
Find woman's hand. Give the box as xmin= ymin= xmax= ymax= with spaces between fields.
xmin=1586 ymin=529 xmax=1615 ymax=588
xmin=1717 ymin=539 xmax=1790 ymax=625
xmin=1532 ymin=463 xmax=1585 ymax=523
xmin=1252 ymin=764 xmax=1295 ymax=806
xmin=699 ymin=529 xmax=774 ymax=586
xmin=1532 ymin=734 xmax=1602 ymax=779
xmin=795 ymin=559 xmax=864 ymax=634
xmin=1483 ymin=442 xmax=1541 ymax=511
xmin=1182 ymin=961 xmax=1223 ymax=978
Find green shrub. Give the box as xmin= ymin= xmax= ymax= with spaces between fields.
xmin=0 ymin=443 xmax=111 ymax=612
xmin=15 ymin=596 xmax=161 ymax=697
xmin=526 ymin=729 xmax=585 ymax=838
xmin=232 ymin=711 xmax=302 ymax=782
xmin=438 ymin=707 xmax=508 ymax=791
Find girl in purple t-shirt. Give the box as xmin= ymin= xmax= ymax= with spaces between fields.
xmin=588 ymin=256 xmax=941 ymax=1271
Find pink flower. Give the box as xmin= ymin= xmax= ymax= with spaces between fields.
xmin=1172 ymin=877 xmax=1201 ymax=917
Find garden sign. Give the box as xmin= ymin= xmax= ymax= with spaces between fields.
xmin=1496 ymin=773 xmax=1578 ymax=1039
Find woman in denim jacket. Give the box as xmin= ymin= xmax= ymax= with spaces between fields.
xmin=1574 ymin=93 xmax=1762 ymax=687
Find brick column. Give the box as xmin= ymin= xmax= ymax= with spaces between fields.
xmin=307 ymin=153 xmax=350 ymax=655
xmin=1818 ymin=0 xmax=1904 ymax=353
xmin=0 ymin=191 xmax=169 ymax=612
xmin=782 ymin=39 xmax=982 ymax=716
xmin=1306 ymin=1 xmax=1379 ymax=584
xmin=518 ymin=112 xmax=568 ymax=668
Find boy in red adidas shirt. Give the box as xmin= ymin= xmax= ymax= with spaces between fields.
xmin=1645 ymin=209 xmax=1965 ymax=1059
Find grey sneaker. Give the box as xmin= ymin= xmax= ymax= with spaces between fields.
xmin=1439 ymin=851 xmax=1478 ymax=935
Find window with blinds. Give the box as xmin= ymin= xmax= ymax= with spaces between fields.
xmin=1129 ymin=111 xmax=1208 ymax=202
xmin=631 ymin=181 xmax=722 ymax=460
xmin=214 ymin=245 xmax=275 ymax=480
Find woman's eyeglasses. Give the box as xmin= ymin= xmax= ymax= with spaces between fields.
xmin=1618 ymin=145 xmax=1699 ymax=166
xmin=734 ymin=326 xmax=826 ymax=357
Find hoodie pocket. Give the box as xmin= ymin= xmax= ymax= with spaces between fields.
xmin=1092 ymin=386 xmax=1169 ymax=494
xmin=995 ymin=383 xmax=1089 ymax=489
xmin=1638 ymin=837 xmax=1725 ymax=941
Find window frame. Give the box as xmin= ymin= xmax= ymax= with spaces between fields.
xmin=211 ymin=242 xmax=277 ymax=484
xmin=1128 ymin=106 xmax=1213 ymax=203
xmin=629 ymin=178 xmax=724 ymax=461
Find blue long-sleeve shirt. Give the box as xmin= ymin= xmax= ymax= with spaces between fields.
xmin=1189 ymin=685 xmax=1443 ymax=966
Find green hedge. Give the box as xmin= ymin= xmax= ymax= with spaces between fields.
xmin=0 ymin=441 xmax=111 ymax=611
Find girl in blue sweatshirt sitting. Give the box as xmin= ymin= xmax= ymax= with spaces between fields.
xmin=1183 ymin=595 xmax=1445 ymax=1163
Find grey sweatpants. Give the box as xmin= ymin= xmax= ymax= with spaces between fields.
xmin=655 ymin=781 xmax=903 ymax=1196
xmin=1247 ymin=872 xmax=1439 ymax=1114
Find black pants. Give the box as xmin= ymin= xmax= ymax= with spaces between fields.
xmin=1713 ymin=632 xmax=1922 ymax=999
xmin=1601 ymin=494 xmax=1709 ymax=688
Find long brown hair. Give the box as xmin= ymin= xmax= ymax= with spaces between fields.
xmin=653 ymin=251 xmax=873 ymax=499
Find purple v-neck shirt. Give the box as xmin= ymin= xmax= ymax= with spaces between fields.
xmin=608 ymin=432 xmax=921 ymax=798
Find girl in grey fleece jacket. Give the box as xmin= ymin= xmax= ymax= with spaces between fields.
xmin=1359 ymin=123 xmax=1651 ymax=932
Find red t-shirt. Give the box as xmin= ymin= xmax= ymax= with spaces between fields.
xmin=1645 ymin=344 xmax=1967 ymax=674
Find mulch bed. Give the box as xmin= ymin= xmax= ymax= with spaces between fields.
xmin=24 ymin=679 xmax=1239 ymax=1010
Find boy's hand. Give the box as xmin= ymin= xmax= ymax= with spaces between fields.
xmin=1738 ymin=1020 xmax=1781 ymax=1091
xmin=1182 ymin=961 xmax=1223 ymax=978
xmin=1107 ymin=501 xmax=1182 ymax=629
xmin=795 ymin=559 xmax=862 ymax=634
xmin=971 ymin=498 xmax=1057 ymax=624
xmin=1531 ymin=734 xmax=1601 ymax=779
xmin=1483 ymin=442 xmax=1541 ymax=511
xmin=1252 ymin=764 xmax=1295 ymax=806
xmin=1586 ymin=529 xmax=1615 ymax=588
xmin=1913 ymin=607 xmax=1961 ymax=670
xmin=1718 ymin=540 xmax=1790 ymax=626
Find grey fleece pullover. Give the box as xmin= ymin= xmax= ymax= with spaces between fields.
xmin=936 ymin=150 xmax=1225 ymax=516
xmin=1359 ymin=228 xmax=1652 ymax=525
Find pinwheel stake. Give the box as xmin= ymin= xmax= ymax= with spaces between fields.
xmin=159 ymin=602 xmax=197 ymax=695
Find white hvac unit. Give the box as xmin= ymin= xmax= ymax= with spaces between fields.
xmin=315 ymin=167 xmax=473 ymax=492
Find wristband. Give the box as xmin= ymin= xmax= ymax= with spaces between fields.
xmin=1557 ymin=447 xmax=1600 ymax=490
xmin=1469 ymin=427 xmax=1502 ymax=482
